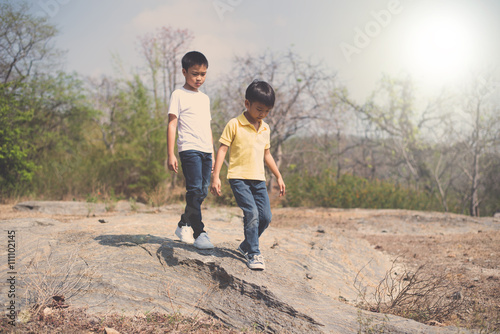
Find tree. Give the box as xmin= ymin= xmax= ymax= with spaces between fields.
xmin=340 ymin=75 xmax=436 ymax=187
xmin=86 ymin=74 xmax=167 ymax=198
xmin=456 ymin=74 xmax=500 ymax=216
xmin=0 ymin=2 xmax=59 ymax=85
xmin=0 ymin=83 xmax=36 ymax=194
xmin=138 ymin=26 xmax=194 ymax=114
xmin=0 ymin=1 xmax=69 ymax=197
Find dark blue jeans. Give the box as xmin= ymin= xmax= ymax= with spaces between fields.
xmin=179 ymin=150 xmax=212 ymax=239
xmin=229 ymin=179 xmax=272 ymax=257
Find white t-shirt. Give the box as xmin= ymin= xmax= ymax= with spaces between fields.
xmin=168 ymin=87 xmax=212 ymax=153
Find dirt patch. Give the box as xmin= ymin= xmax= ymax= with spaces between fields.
xmin=363 ymin=232 xmax=500 ymax=329
xmin=271 ymin=208 xmax=500 ymax=331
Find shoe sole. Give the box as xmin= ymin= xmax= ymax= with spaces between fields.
xmin=247 ymin=263 xmax=265 ymax=270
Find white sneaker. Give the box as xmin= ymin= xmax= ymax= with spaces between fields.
xmin=175 ymin=225 xmax=194 ymax=244
xmin=193 ymin=232 xmax=214 ymax=249
xmin=247 ymin=254 xmax=265 ymax=270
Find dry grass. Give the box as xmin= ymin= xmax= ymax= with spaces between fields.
xmin=353 ymin=259 xmax=499 ymax=332
xmin=19 ymin=248 xmax=97 ymax=319
xmin=354 ymin=259 xmax=466 ymax=324
xmin=0 ymin=308 xmax=248 ymax=334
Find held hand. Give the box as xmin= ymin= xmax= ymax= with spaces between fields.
xmin=210 ymin=178 xmax=222 ymax=196
xmin=167 ymin=156 xmax=178 ymax=173
xmin=277 ymin=177 xmax=286 ymax=197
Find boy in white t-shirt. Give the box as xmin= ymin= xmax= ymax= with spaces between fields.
xmin=167 ymin=51 xmax=214 ymax=249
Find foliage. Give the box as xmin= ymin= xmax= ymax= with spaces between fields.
xmin=23 ymin=72 xmax=99 ymax=198
xmin=89 ymin=75 xmax=168 ymax=200
xmin=285 ymin=170 xmax=443 ymax=211
xmin=0 ymin=83 xmax=37 ymax=195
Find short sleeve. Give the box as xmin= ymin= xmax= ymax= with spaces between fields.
xmin=168 ymin=90 xmax=180 ymax=117
xmin=219 ymin=119 xmax=237 ymax=146
xmin=264 ymin=124 xmax=271 ymax=149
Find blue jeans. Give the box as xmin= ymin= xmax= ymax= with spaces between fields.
xmin=229 ymin=179 xmax=272 ymax=257
xmin=179 ymin=150 xmax=212 ymax=239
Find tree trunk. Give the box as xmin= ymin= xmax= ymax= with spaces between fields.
xmin=470 ymin=149 xmax=480 ymax=216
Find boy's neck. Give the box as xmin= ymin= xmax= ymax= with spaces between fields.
xmin=183 ymin=83 xmax=199 ymax=92
xmin=244 ymin=111 xmax=261 ymax=131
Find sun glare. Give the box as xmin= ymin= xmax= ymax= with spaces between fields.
xmin=403 ymin=5 xmax=480 ymax=90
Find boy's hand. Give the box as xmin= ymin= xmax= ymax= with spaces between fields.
xmin=210 ymin=178 xmax=222 ymax=196
xmin=167 ymin=155 xmax=178 ymax=173
xmin=277 ymin=177 xmax=286 ymax=197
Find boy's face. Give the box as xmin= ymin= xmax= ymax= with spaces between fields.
xmin=244 ymin=100 xmax=271 ymax=123
xmin=182 ymin=64 xmax=207 ymax=91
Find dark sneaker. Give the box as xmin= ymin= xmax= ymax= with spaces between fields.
xmin=193 ymin=232 xmax=214 ymax=249
xmin=175 ymin=225 xmax=194 ymax=244
xmin=237 ymin=245 xmax=249 ymax=260
xmin=247 ymin=254 xmax=265 ymax=270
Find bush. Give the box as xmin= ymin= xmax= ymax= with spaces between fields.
xmin=285 ymin=170 xmax=443 ymax=211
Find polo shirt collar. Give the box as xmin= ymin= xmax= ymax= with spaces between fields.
xmin=237 ymin=113 xmax=267 ymax=133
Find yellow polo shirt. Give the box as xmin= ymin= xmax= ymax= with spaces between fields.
xmin=219 ymin=113 xmax=271 ymax=181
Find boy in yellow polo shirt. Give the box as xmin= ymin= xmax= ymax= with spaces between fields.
xmin=210 ymin=80 xmax=285 ymax=270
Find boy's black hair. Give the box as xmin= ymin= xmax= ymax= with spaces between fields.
xmin=181 ymin=51 xmax=208 ymax=71
xmin=245 ymin=80 xmax=275 ymax=108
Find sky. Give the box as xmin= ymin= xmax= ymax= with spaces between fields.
xmin=26 ymin=0 xmax=500 ymax=102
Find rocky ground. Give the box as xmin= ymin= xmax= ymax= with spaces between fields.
xmin=0 ymin=201 xmax=499 ymax=333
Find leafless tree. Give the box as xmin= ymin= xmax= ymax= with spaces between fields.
xmin=455 ymin=73 xmax=500 ymax=216
xmin=86 ymin=76 xmax=121 ymax=155
xmin=339 ymin=75 xmax=441 ymax=188
xmin=138 ymin=26 xmax=193 ymax=115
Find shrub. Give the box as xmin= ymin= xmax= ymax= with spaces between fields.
xmin=285 ymin=170 xmax=442 ymax=211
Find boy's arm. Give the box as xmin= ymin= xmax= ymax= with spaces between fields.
xmin=167 ymin=114 xmax=178 ymax=173
xmin=264 ymin=149 xmax=286 ymax=197
xmin=210 ymin=144 xmax=229 ymax=196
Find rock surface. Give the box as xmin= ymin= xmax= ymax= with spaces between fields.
xmin=1 ymin=201 xmax=489 ymax=333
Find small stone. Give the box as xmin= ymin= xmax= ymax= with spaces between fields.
xmin=452 ymin=291 xmax=462 ymax=300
